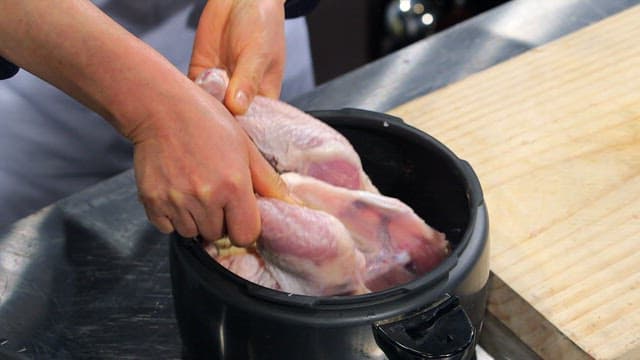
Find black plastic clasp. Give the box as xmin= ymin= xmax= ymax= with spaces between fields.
xmin=373 ymin=294 xmax=475 ymax=360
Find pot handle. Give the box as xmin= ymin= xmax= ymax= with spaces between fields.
xmin=372 ymin=294 xmax=475 ymax=360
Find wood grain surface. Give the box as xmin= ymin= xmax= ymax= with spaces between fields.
xmin=389 ymin=5 xmax=640 ymax=359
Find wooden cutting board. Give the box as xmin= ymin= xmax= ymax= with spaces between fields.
xmin=389 ymin=5 xmax=640 ymax=360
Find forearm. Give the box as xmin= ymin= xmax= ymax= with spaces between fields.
xmin=0 ymin=0 xmax=191 ymax=139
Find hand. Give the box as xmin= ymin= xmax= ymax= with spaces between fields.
xmin=188 ymin=0 xmax=286 ymax=115
xmin=0 ymin=0 xmax=289 ymax=246
xmin=130 ymin=80 xmax=290 ymax=246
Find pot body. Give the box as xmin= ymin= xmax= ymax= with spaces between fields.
xmin=170 ymin=109 xmax=490 ymax=360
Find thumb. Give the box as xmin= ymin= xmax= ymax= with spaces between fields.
xmin=246 ymin=138 xmax=296 ymax=204
xmin=225 ymin=51 xmax=269 ymax=115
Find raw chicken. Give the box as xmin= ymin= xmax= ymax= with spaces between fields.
xmin=196 ymin=68 xmax=378 ymax=192
xmin=255 ymin=198 xmax=369 ymax=296
xmin=207 ymin=199 xmax=369 ymax=296
xmin=215 ymin=251 xmax=280 ymax=290
xmin=282 ymin=173 xmax=449 ymax=291
xmin=195 ymin=68 xmax=449 ymax=296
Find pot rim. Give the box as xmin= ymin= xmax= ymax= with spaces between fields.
xmin=170 ymin=108 xmax=486 ymax=324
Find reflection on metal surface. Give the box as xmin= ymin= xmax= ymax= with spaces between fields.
xmin=0 ymin=208 xmax=51 ymax=306
xmin=484 ymin=0 xmax=610 ymax=45
xmin=0 ymin=172 xmax=181 ymax=358
xmin=293 ymin=0 xmax=635 ymax=114
xmin=0 ymin=206 xmax=64 ymax=355
xmin=0 ymin=250 xmax=25 ymax=273
xmin=366 ymin=341 xmax=386 ymax=359
xmin=219 ymin=310 xmax=226 ymax=359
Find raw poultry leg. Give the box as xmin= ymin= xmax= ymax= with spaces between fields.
xmin=281 ymin=173 xmax=449 ymax=291
xmin=256 ymin=198 xmax=369 ymax=296
xmin=196 ymin=68 xmax=378 ymax=192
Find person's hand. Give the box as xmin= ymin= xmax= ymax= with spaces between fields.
xmin=130 ymin=79 xmax=290 ymax=246
xmin=188 ymin=0 xmax=286 ymax=115
xmin=0 ymin=0 xmax=289 ymax=246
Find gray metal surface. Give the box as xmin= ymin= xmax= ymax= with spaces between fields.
xmin=291 ymin=0 xmax=637 ymax=112
xmin=1 ymin=0 xmax=636 ymax=358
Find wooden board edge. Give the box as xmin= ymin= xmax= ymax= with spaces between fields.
xmin=487 ymin=273 xmax=592 ymax=360
xmin=480 ymin=311 xmax=541 ymax=360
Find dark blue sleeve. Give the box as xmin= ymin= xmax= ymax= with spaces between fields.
xmin=284 ymin=0 xmax=319 ymax=18
xmin=188 ymin=0 xmax=319 ymax=29
xmin=0 ymin=56 xmax=19 ymax=80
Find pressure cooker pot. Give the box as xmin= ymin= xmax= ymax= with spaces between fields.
xmin=170 ymin=108 xmax=490 ymax=360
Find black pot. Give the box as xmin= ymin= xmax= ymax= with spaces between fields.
xmin=170 ymin=108 xmax=490 ymax=360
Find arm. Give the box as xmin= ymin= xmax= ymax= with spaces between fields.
xmin=0 ymin=0 xmax=290 ymax=245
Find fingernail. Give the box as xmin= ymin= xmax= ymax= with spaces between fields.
xmin=234 ymin=90 xmax=249 ymax=112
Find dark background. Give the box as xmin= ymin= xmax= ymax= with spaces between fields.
xmin=307 ymin=0 xmax=511 ymax=84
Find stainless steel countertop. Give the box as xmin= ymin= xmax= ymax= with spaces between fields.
xmin=293 ymin=0 xmax=636 ymax=113
xmin=1 ymin=1 xmax=636 ymax=358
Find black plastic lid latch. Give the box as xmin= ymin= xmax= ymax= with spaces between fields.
xmin=372 ymin=294 xmax=475 ymax=359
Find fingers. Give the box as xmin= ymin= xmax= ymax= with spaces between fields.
xmin=224 ymin=50 xmax=268 ymax=115
xmin=223 ymin=183 xmax=262 ymax=248
xmin=259 ymin=63 xmax=285 ymax=100
xmin=247 ymin=138 xmax=296 ymax=204
xmin=190 ymin=0 xmax=286 ymax=113
xmin=142 ymin=202 xmax=174 ymax=234
xmin=224 ymin=34 xmax=286 ymax=114
xmin=187 ymin=1 xmax=228 ymax=80
xmin=138 ymin=171 xmax=260 ymax=246
xmin=191 ymin=186 xmax=225 ymax=242
xmin=139 ymin=191 xmax=198 ymax=239
xmin=139 ymin=187 xmax=226 ymax=242
xmin=143 ymin=202 xmax=227 ymax=243
xmin=138 ymin=189 xmax=175 ymax=234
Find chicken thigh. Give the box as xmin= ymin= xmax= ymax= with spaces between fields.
xmin=256 ymin=198 xmax=369 ymax=296
xmin=282 ymin=173 xmax=449 ymax=291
